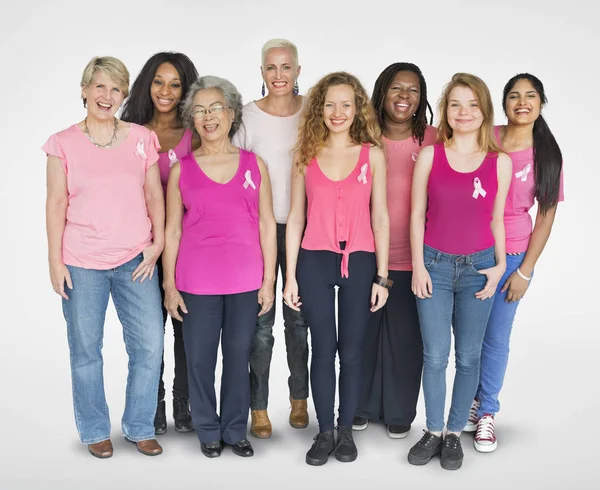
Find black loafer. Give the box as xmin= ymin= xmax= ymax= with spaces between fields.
xmin=201 ymin=440 xmax=222 ymax=458
xmin=231 ymin=439 xmax=254 ymax=457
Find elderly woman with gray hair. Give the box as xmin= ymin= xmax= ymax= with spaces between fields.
xmin=162 ymin=76 xmax=277 ymax=458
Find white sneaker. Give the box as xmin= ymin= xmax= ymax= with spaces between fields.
xmin=474 ymin=414 xmax=497 ymax=453
xmin=463 ymin=399 xmax=480 ymax=432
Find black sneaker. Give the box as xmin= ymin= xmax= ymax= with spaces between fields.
xmin=306 ymin=430 xmax=336 ymax=466
xmin=335 ymin=426 xmax=358 ymax=462
xmin=387 ymin=424 xmax=411 ymax=439
xmin=173 ymin=396 xmax=194 ymax=432
xmin=154 ymin=400 xmax=167 ymax=435
xmin=200 ymin=440 xmax=222 ymax=458
xmin=408 ymin=431 xmax=443 ymax=465
xmin=231 ymin=439 xmax=254 ymax=457
xmin=352 ymin=416 xmax=369 ymax=431
xmin=440 ymin=433 xmax=463 ymax=470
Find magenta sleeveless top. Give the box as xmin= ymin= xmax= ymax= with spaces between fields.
xmin=301 ymin=144 xmax=375 ymax=277
xmin=175 ymin=149 xmax=263 ymax=294
xmin=424 ymin=143 xmax=498 ymax=255
xmin=157 ymin=129 xmax=193 ymax=191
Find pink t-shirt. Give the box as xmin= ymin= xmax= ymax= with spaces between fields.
xmin=494 ymin=126 xmax=565 ymax=253
xmin=424 ymin=144 xmax=498 ymax=255
xmin=175 ymin=149 xmax=264 ymax=295
xmin=157 ymin=128 xmax=193 ymax=192
xmin=385 ymin=126 xmax=437 ymax=271
xmin=42 ymin=123 xmax=160 ymax=269
xmin=301 ymin=144 xmax=375 ymax=278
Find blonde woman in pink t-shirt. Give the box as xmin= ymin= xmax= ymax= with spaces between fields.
xmin=353 ymin=62 xmax=436 ymax=440
xmin=464 ymin=74 xmax=564 ymax=453
xmin=44 ymin=57 xmax=166 ymax=459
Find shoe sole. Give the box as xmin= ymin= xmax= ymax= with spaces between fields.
xmin=474 ymin=440 xmax=497 ymax=453
xmin=88 ymin=449 xmax=113 ymax=459
xmin=154 ymin=427 xmax=167 ymax=435
xmin=289 ymin=420 xmax=309 ymax=429
xmin=306 ymin=450 xmax=334 ymax=466
xmin=463 ymin=423 xmax=477 ymax=433
xmin=387 ymin=430 xmax=410 ymax=439
xmin=174 ymin=426 xmax=195 ymax=433
xmin=201 ymin=451 xmax=222 ymax=458
xmin=441 ymin=458 xmax=463 ymax=470
xmin=408 ymin=450 xmax=441 ymax=466
xmin=250 ymin=430 xmax=272 ymax=439
xmin=232 ymin=450 xmax=254 ymax=457
xmin=352 ymin=421 xmax=368 ymax=431
xmin=335 ymin=452 xmax=358 ymax=463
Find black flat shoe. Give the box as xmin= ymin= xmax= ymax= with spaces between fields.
xmin=231 ymin=439 xmax=254 ymax=457
xmin=306 ymin=430 xmax=336 ymax=466
xmin=201 ymin=440 xmax=223 ymax=458
xmin=154 ymin=400 xmax=167 ymax=435
xmin=335 ymin=426 xmax=358 ymax=462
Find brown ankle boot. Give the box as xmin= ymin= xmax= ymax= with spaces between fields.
xmin=251 ymin=410 xmax=272 ymax=439
xmin=88 ymin=439 xmax=113 ymax=458
xmin=289 ymin=396 xmax=309 ymax=429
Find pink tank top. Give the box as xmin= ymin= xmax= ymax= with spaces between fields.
xmin=175 ymin=149 xmax=263 ymax=295
xmin=157 ymin=129 xmax=193 ymax=190
xmin=301 ymin=144 xmax=375 ymax=277
xmin=424 ymin=143 xmax=498 ymax=255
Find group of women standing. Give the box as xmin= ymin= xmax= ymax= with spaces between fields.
xmin=43 ymin=38 xmax=564 ymax=470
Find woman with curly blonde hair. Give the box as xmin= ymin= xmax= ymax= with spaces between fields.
xmin=284 ymin=72 xmax=390 ymax=466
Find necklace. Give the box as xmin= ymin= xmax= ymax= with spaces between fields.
xmin=84 ymin=117 xmax=119 ymax=149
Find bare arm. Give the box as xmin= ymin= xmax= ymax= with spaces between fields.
xmin=410 ymin=145 xmax=434 ymax=299
xmin=46 ymin=156 xmax=72 ymax=299
xmin=257 ymin=156 xmax=277 ymax=315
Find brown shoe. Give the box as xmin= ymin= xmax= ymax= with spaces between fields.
xmin=250 ymin=410 xmax=272 ymax=439
xmin=132 ymin=438 xmax=163 ymax=456
xmin=88 ymin=439 xmax=113 ymax=459
xmin=289 ymin=396 xmax=309 ymax=429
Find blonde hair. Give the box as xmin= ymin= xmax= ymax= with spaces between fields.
xmin=80 ymin=56 xmax=130 ymax=106
xmin=437 ymin=73 xmax=500 ymax=153
xmin=294 ymin=71 xmax=382 ymax=171
xmin=261 ymin=38 xmax=299 ymax=68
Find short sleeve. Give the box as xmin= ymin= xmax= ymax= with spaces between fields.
xmin=145 ymin=130 xmax=161 ymax=171
xmin=558 ymin=166 xmax=565 ymax=202
xmin=42 ymin=133 xmax=68 ymax=174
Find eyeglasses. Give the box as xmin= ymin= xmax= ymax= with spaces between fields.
xmin=191 ymin=104 xmax=228 ymax=119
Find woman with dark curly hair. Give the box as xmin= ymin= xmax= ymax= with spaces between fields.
xmin=284 ymin=72 xmax=390 ymax=465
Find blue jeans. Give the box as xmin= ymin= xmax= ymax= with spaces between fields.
xmin=416 ymin=245 xmax=496 ymax=433
xmin=476 ymin=253 xmax=530 ymax=417
xmin=62 ymin=254 xmax=164 ymax=444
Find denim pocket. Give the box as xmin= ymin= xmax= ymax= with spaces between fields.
xmin=424 ymin=255 xmax=438 ymax=268
xmin=469 ymin=257 xmax=496 ymax=275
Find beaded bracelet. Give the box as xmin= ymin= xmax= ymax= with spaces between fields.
xmin=516 ymin=267 xmax=531 ymax=281
xmin=373 ymin=274 xmax=394 ymax=289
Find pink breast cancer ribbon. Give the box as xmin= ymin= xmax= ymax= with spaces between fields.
xmin=411 ymin=152 xmax=418 ymax=162
xmin=472 ymin=177 xmax=487 ymax=199
xmin=136 ymin=140 xmax=147 ymax=160
xmin=357 ymin=163 xmax=368 ymax=184
xmin=515 ymin=163 xmax=532 ymax=182
xmin=168 ymin=149 xmax=178 ymax=167
xmin=243 ymin=170 xmax=256 ymax=190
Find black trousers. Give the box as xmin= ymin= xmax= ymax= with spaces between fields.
xmin=356 ymin=270 xmax=423 ymax=426
xmin=297 ymin=248 xmax=376 ymax=432
xmin=181 ymin=290 xmax=258 ymax=444
xmin=157 ymin=260 xmax=188 ymax=401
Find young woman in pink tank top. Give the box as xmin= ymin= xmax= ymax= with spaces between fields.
xmin=162 ymin=76 xmax=276 ymax=459
xmin=465 ymin=74 xmax=565 ymax=453
xmin=353 ymin=62 xmax=436 ymax=440
xmin=408 ymin=73 xmax=512 ymax=470
xmin=121 ymin=52 xmax=200 ymax=435
xmin=284 ymin=72 xmax=390 ymax=466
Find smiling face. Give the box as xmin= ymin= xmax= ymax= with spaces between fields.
xmin=323 ymin=84 xmax=356 ymax=134
xmin=150 ymin=62 xmax=183 ymax=114
xmin=504 ymin=78 xmax=542 ymax=127
xmin=446 ymin=85 xmax=483 ymax=134
xmin=261 ymin=47 xmax=300 ymax=97
xmin=384 ymin=70 xmax=421 ymax=125
xmin=191 ymin=88 xmax=234 ymax=142
xmin=81 ymin=70 xmax=126 ymax=121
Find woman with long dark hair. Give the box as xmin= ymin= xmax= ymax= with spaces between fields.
xmin=464 ymin=73 xmax=564 ymax=453
xmin=353 ymin=62 xmax=435 ymax=440
xmin=121 ymin=52 xmax=199 ymax=435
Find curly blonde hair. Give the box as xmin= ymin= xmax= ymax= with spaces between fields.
xmin=294 ymin=72 xmax=381 ymax=171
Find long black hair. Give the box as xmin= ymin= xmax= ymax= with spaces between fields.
xmin=121 ymin=52 xmax=199 ymax=125
xmin=371 ymin=62 xmax=433 ymax=145
xmin=502 ymin=73 xmax=562 ymax=215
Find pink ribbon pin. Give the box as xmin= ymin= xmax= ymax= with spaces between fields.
xmin=411 ymin=152 xmax=418 ymax=162
xmin=168 ymin=149 xmax=178 ymax=168
xmin=243 ymin=170 xmax=256 ymax=190
xmin=357 ymin=163 xmax=368 ymax=184
xmin=472 ymin=177 xmax=487 ymax=199
xmin=515 ymin=163 xmax=532 ymax=182
xmin=136 ymin=140 xmax=147 ymax=160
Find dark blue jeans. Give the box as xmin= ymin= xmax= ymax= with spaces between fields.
xmin=416 ymin=245 xmax=496 ymax=433
xmin=250 ymin=224 xmax=309 ymax=410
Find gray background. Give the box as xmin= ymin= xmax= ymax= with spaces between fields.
xmin=1 ymin=0 xmax=598 ymax=488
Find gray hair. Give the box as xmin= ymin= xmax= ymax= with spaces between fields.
xmin=180 ymin=75 xmax=243 ymax=139
xmin=261 ymin=38 xmax=299 ymax=68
